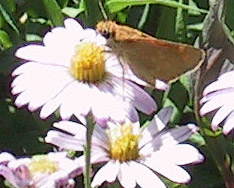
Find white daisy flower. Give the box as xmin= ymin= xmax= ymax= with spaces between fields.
xmin=45 ymin=107 xmax=204 ymax=188
xmin=11 ymin=18 xmax=156 ymax=124
xmin=200 ymin=70 xmax=234 ymax=135
xmin=0 ymin=152 xmax=82 ymax=188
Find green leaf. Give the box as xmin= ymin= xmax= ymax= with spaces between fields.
xmin=187 ymin=22 xmax=203 ymax=31
xmin=156 ymin=6 xmax=177 ymax=40
xmin=188 ymin=0 xmax=202 ymax=16
xmin=0 ymin=29 xmax=12 ymax=49
xmin=163 ymin=98 xmax=181 ymax=124
xmin=175 ymin=0 xmax=188 ymax=42
xmin=106 ymin=0 xmax=208 ymax=14
xmin=0 ymin=4 xmax=19 ymax=34
xmin=42 ymin=0 xmax=64 ymax=26
xmin=0 ymin=46 xmax=18 ymax=74
xmin=62 ymin=7 xmax=85 ymax=17
xmin=26 ymin=34 xmax=42 ymax=42
xmin=137 ymin=4 xmax=150 ymax=29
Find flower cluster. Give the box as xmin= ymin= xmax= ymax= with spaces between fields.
xmin=200 ymin=71 xmax=234 ymax=135
xmin=0 ymin=18 xmax=207 ymax=188
xmin=0 ymin=152 xmax=82 ymax=188
xmin=45 ymin=107 xmax=204 ymax=188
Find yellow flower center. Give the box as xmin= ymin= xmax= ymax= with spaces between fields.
xmin=70 ymin=42 xmax=106 ymax=83
xmin=28 ymin=155 xmax=59 ymax=176
xmin=107 ymin=123 xmax=141 ymax=162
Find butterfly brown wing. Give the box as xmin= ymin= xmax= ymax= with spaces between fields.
xmin=113 ymin=38 xmax=204 ymax=85
xmin=96 ymin=21 xmax=204 ymax=86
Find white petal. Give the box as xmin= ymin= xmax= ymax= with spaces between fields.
xmin=43 ymin=24 xmax=82 ymax=59
xmin=15 ymin=45 xmax=70 ymax=66
xmin=64 ymin=18 xmax=83 ymax=32
xmin=40 ymin=97 xmax=62 ymax=119
xmin=130 ymin=161 xmax=166 ymax=188
xmin=13 ymin=64 xmax=73 ymax=112
xmin=118 ymin=162 xmax=136 ymax=188
xmin=91 ymin=160 xmax=119 ymax=187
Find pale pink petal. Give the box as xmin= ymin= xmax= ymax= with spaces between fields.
xmin=90 ymin=151 xmax=109 ymax=164
xmin=45 ymin=130 xmax=85 ymax=151
xmin=125 ymin=80 xmax=157 ymax=114
xmin=153 ymin=144 xmax=204 ymax=165
xmin=141 ymin=106 xmax=173 ymax=147
xmin=40 ymin=95 xmax=63 ymax=119
xmin=210 ymin=103 xmax=234 ymax=130
xmin=0 ymin=165 xmax=20 ymax=187
xmin=41 ymin=82 xmax=91 ymax=119
xmin=130 ymin=161 xmax=166 ymax=188
xmin=91 ymin=84 xmax=121 ymax=123
xmin=81 ymin=29 xmax=101 ymax=43
xmin=203 ymin=74 xmax=234 ymax=95
xmin=222 ymin=112 xmax=234 ymax=134
xmin=91 ymin=160 xmax=119 ymax=187
xmin=105 ymin=55 xmax=123 ymax=72
xmin=219 ymin=70 xmax=234 ymax=79
xmin=92 ymin=82 xmax=139 ymax=123
xmin=118 ymin=162 xmax=136 ymax=188
xmin=43 ymin=28 xmax=80 ymax=60
xmin=0 ymin=153 xmax=15 ymax=163
xmin=53 ymin=121 xmax=86 ymax=137
xmin=12 ymin=64 xmax=73 ymax=111
xmin=92 ymin=124 xmax=109 ymax=149
xmin=200 ymin=93 xmax=229 ymax=116
xmin=155 ymin=79 xmax=169 ymax=91
xmin=64 ymin=18 xmax=83 ymax=31
xmin=106 ymin=56 xmax=149 ymax=87
xmin=152 ymin=124 xmax=198 ymax=149
xmin=110 ymin=76 xmax=156 ymax=114
xmin=143 ymin=156 xmax=191 ymax=184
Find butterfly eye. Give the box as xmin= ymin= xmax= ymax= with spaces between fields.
xmin=101 ymin=30 xmax=111 ymax=39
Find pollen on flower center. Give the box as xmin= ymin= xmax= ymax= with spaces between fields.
xmin=70 ymin=42 xmax=106 ymax=83
xmin=107 ymin=123 xmax=141 ymax=162
xmin=28 ymin=155 xmax=59 ymax=176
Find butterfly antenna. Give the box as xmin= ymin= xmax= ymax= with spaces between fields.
xmin=98 ymin=0 xmax=108 ymax=20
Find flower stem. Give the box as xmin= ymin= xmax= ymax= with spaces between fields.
xmin=84 ymin=114 xmax=94 ymax=188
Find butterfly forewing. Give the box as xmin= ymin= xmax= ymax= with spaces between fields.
xmin=96 ymin=21 xmax=204 ymax=86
